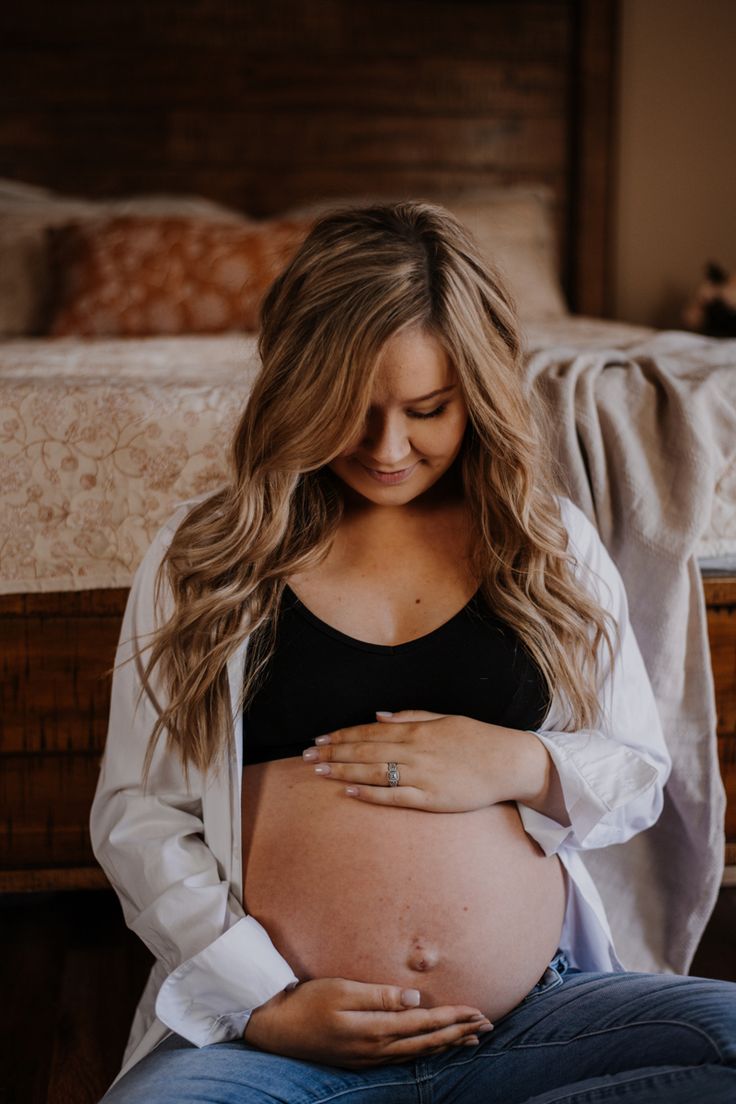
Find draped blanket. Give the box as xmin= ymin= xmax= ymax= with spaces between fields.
xmin=524 ymin=329 xmax=736 ymax=974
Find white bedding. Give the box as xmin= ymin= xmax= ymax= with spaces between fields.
xmin=1 ymin=317 xmax=734 ymax=594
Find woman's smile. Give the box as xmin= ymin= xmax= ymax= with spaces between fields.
xmin=358 ymin=461 xmax=419 ymax=484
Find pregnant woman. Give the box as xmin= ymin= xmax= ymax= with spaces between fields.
xmin=92 ymin=202 xmax=736 ymax=1102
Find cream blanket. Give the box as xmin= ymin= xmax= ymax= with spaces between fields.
xmin=524 ymin=328 xmax=736 ymax=975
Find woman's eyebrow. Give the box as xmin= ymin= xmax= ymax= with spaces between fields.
xmin=403 ymin=384 xmax=457 ymax=404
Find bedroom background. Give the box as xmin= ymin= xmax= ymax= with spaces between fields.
xmin=1 ymin=1 xmax=735 ymax=1100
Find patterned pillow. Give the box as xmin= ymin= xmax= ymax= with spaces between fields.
xmin=43 ymin=214 xmax=314 ymax=336
xmin=0 ymin=178 xmax=249 ymax=336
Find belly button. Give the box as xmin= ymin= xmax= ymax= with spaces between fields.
xmin=407 ymin=942 xmax=440 ymax=973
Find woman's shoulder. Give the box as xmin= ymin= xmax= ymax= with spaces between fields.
xmin=147 ymin=486 xmax=226 ymax=551
xmin=131 ymin=486 xmax=226 ymax=597
xmin=553 ymin=494 xmax=601 ymax=555
xmin=163 ymin=485 xmax=225 ymax=534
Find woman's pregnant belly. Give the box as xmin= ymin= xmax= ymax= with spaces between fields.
xmin=242 ymin=757 xmax=567 ymax=1023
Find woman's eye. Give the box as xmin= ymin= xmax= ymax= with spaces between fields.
xmin=409 ymin=404 xmax=448 ymax=420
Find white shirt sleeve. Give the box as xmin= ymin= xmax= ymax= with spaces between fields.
xmin=516 ymin=499 xmax=672 ymax=857
xmin=89 ymin=510 xmax=299 ymax=1047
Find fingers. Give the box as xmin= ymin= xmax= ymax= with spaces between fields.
xmin=377 ymin=1005 xmax=493 ymax=1038
xmin=380 ymin=1017 xmax=491 ymax=1061
xmin=311 ymin=763 xmax=406 ymax=790
xmin=312 ymin=741 xmax=405 ymax=764
xmin=330 ymin=981 xmax=493 ymax=1067
xmin=344 ymin=784 xmax=429 ymax=809
xmin=340 ymin=1004 xmax=493 ymax=1058
xmin=337 ymin=981 xmax=423 ymax=1011
xmin=336 ymin=981 xmax=492 ymax=1035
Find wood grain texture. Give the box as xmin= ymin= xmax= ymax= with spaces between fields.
xmin=0 ymin=890 xmax=153 ymax=1104
xmin=705 ymin=577 xmax=736 ymax=844
xmin=0 ymin=866 xmax=108 ymax=893
xmin=0 ymin=595 xmax=126 ymax=754
xmin=0 ymin=0 xmax=612 ymax=313
xmin=568 ymin=0 xmax=618 ymax=315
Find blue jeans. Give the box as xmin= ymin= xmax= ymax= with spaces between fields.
xmin=101 ymin=950 xmax=736 ymax=1102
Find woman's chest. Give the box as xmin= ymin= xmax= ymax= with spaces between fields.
xmin=286 ymin=510 xmax=479 ymax=647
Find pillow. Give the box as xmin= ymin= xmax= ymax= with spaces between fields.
xmin=0 ymin=178 xmax=249 ymax=336
xmin=43 ymin=214 xmax=314 ymax=337
xmin=284 ymin=185 xmax=568 ymax=324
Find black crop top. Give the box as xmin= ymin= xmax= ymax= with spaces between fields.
xmin=242 ymin=584 xmax=551 ymax=765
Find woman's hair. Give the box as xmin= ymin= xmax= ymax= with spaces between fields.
xmin=136 ymin=200 xmax=618 ymax=787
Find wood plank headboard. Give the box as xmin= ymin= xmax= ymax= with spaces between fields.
xmin=0 ymin=0 xmax=618 ymax=315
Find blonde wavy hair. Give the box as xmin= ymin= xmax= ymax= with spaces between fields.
xmin=137 ymin=200 xmax=618 ymax=787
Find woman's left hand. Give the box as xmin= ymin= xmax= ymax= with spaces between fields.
xmin=302 ymin=710 xmax=528 ymax=813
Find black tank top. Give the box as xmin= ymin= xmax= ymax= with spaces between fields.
xmin=242 ymin=584 xmax=551 ymax=765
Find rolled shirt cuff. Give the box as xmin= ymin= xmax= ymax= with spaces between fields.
xmin=154 ymin=914 xmax=300 ymax=1047
xmin=517 ymin=729 xmax=660 ymax=856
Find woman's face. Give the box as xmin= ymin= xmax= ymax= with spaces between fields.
xmin=327 ymin=326 xmax=469 ymax=511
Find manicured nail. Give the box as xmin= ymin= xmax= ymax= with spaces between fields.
xmin=345 ymin=786 xmax=359 ymax=797
xmin=375 ymin=711 xmax=393 ymax=717
xmin=302 ymin=748 xmax=318 ymax=761
xmin=477 ymin=1024 xmax=494 ymax=1033
xmin=401 ymin=989 xmax=420 ymax=1006
xmin=314 ymin=764 xmax=331 ymax=775
xmin=315 ymin=735 xmax=331 ymax=745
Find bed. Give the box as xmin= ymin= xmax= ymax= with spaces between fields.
xmin=1 ymin=0 xmax=734 ymax=893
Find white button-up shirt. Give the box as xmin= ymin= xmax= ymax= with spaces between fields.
xmin=90 ymin=493 xmax=671 ymax=1088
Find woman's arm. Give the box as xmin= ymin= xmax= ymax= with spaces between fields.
xmin=89 ymin=507 xmax=299 ymax=1047
xmin=514 ymin=498 xmax=672 ymax=856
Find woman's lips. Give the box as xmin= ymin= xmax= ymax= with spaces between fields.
xmin=359 ymin=461 xmax=418 ymax=485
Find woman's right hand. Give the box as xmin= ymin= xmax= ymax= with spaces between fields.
xmin=242 ymin=977 xmax=494 ymax=1069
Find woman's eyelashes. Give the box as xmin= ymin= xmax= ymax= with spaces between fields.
xmin=408 ymin=404 xmax=448 ymax=420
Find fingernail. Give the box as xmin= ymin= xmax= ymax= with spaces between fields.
xmin=315 ymin=735 xmax=331 ymax=745
xmin=401 ymin=988 xmax=420 ymax=1006
xmin=462 ymin=1036 xmax=480 ymax=1046
xmin=314 ymin=764 xmax=331 ymax=775
xmin=302 ymin=748 xmax=318 ymax=761
xmin=376 ymin=711 xmax=393 ymax=717
xmin=477 ymin=1024 xmax=494 ymax=1033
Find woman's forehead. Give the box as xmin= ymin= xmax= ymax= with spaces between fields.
xmin=370 ymin=329 xmax=455 ymax=402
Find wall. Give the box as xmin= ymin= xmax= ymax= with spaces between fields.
xmin=612 ymin=0 xmax=736 ymax=327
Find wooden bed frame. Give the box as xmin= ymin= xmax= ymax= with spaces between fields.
xmin=1 ymin=0 xmax=734 ymax=889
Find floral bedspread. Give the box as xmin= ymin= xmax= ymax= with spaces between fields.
xmin=0 ymin=334 xmax=258 ymax=592
xmin=1 ymin=319 xmax=734 ymax=593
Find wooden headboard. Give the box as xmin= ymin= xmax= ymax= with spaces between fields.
xmin=0 ymin=0 xmax=618 ymax=316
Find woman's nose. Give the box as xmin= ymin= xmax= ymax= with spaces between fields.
xmin=362 ymin=414 xmax=411 ymax=461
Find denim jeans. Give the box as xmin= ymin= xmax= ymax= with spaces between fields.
xmin=100 ymin=949 xmax=736 ymax=1102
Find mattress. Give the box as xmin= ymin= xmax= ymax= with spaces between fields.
xmin=1 ymin=317 xmax=734 ymax=594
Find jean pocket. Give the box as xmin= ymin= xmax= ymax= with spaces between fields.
xmin=520 ymin=949 xmax=569 ymax=1005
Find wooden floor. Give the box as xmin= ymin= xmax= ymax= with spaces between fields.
xmin=2 ymin=887 xmax=735 ymax=1104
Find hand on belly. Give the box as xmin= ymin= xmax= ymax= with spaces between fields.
xmin=242 ymin=757 xmax=566 ymax=1022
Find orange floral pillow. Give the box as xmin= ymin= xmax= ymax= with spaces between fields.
xmin=43 ymin=215 xmax=314 ymax=336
